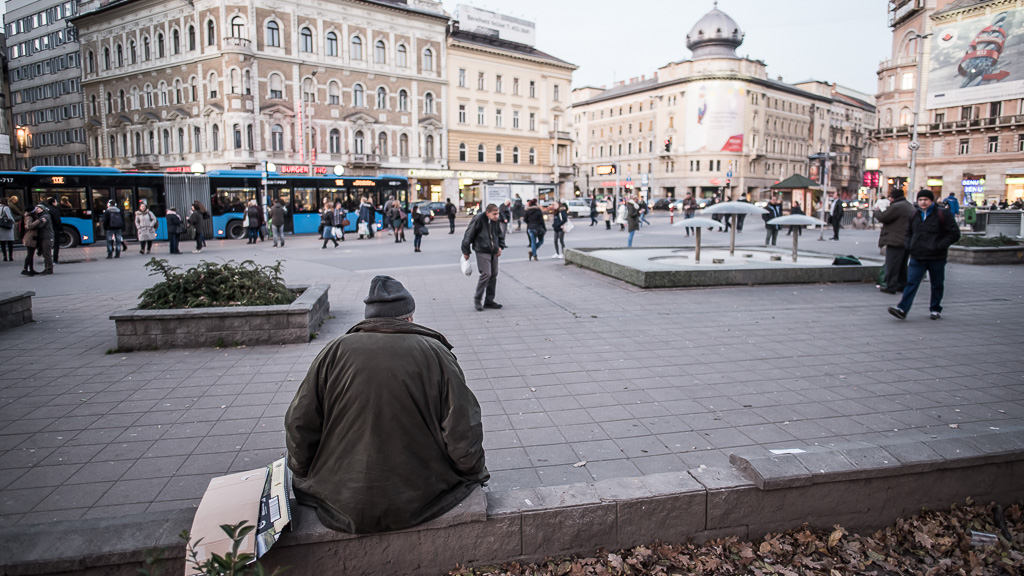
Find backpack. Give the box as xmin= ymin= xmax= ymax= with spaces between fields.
xmin=832 ymin=255 xmax=861 ymax=266
xmin=107 ymin=209 xmax=124 ymax=229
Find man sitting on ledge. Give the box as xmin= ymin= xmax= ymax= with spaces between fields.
xmin=285 ymin=275 xmax=489 ymax=533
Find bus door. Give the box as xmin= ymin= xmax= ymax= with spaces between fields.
xmin=289 ymin=186 xmax=317 ymax=234
xmin=91 ymin=188 xmax=111 ymax=241
xmin=115 ymin=188 xmax=136 ymax=238
xmin=137 ymin=185 xmax=166 ymax=240
xmin=31 ymin=187 xmax=89 ymax=247
xmin=270 ymin=185 xmax=297 ymax=234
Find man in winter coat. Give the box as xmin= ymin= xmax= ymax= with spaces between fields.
xmin=445 ymin=198 xmax=457 ymax=234
xmin=498 ymin=199 xmax=511 ymax=237
xmin=512 ymin=195 xmax=524 ymax=231
xmin=45 ymin=197 xmax=63 ymax=264
xmin=286 ymin=276 xmax=488 ymax=534
xmin=762 ymin=195 xmax=783 ymax=246
xmin=462 ymin=204 xmax=505 ymax=311
xmin=269 ymin=198 xmax=287 ymax=247
xmin=31 ymin=204 xmax=54 ymax=274
xmin=828 ymin=192 xmax=844 ymax=241
xmin=102 ymin=200 xmax=125 ymax=259
xmin=888 ymin=190 xmax=961 ymax=321
xmin=873 ymin=188 xmax=916 ymax=294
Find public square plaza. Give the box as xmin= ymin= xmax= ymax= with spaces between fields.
xmin=2 ymin=213 xmax=1022 ymax=526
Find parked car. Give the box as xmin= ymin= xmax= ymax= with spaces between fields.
xmin=564 ymin=199 xmax=592 ymax=217
xmin=653 ymin=198 xmax=673 ymax=211
xmin=414 ymin=201 xmax=447 ymax=219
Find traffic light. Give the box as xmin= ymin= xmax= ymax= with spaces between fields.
xmin=725 ymin=179 xmax=731 ymax=187
xmin=663 ymin=138 xmax=671 ymax=152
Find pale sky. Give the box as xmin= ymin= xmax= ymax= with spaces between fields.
xmin=442 ymin=0 xmax=893 ymax=96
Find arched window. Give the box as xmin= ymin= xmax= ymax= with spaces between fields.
xmin=244 ymin=69 xmax=251 ymax=95
xmin=193 ymin=126 xmax=201 ymax=153
xmin=208 ymin=20 xmax=216 ymax=44
xmin=129 ymin=40 xmax=137 ymax=64
xmin=109 ymin=135 xmax=116 ymax=157
xmin=899 ymin=107 xmax=911 ymax=126
xmin=422 ymin=47 xmax=433 ymax=71
xmin=177 ymin=128 xmax=185 ymax=153
xmin=188 ymin=25 xmax=196 ymax=50
xmin=375 ymin=40 xmax=386 ymax=64
xmin=157 ymin=33 xmax=165 ymax=58
xmin=172 ymin=29 xmax=180 ymax=54
xmin=399 ymin=133 xmax=409 ymax=157
xmin=269 ymin=74 xmax=283 ymax=99
xmin=326 ymin=32 xmax=337 ymax=56
xmin=377 ymin=132 xmax=387 ymax=156
xmin=329 ymin=129 xmax=341 ymax=154
xmin=425 ymin=135 xmax=434 ymax=159
xmin=300 ymin=27 xmax=313 ymax=52
xmin=271 ymin=124 xmax=283 ymax=151
xmin=495 ymin=145 xmax=503 ymax=163
xmin=87 ymin=51 xmax=95 ymax=73
xmin=106 ymin=92 xmax=112 ymax=114
xmin=119 ymin=89 xmax=126 ymax=111
xmin=116 ymin=44 xmax=123 ymax=67
xmin=230 ymin=69 xmax=240 ymax=94
xmin=266 ymin=21 xmax=280 ymax=47
xmin=158 ymin=82 xmax=168 ymax=105
xmin=143 ymin=36 xmax=150 ymax=60
xmin=376 ymin=87 xmax=387 ymax=109
xmin=103 ymin=47 xmax=110 ymax=70
xmin=233 ymin=124 xmax=242 ymax=149
xmin=512 ymin=146 xmax=520 ymax=164
xmin=424 ymin=92 xmax=434 ymax=114
xmin=208 ymin=72 xmax=219 ymax=98
xmin=351 ymin=36 xmax=363 ymax=60
xmin=328 ymin=82 xmax=340 ymax=105
xmin=397 ymin=44 xmax=407 ymax=67
xmin=148 ymin=131 xmax=154 ymax=154
xmin=211 ymin=125 xmax=220 ymax=151
xmin=231 ymin=17 xmax=243 ymax=39
xmin=162 ymin=129 xmax=170 ymax=154
xmin=529 ymin=147 xmax=536 ymax=165
xmin=353 ymin=84 xmax=364 ymax=107
xmin=458 ymin=142 xmax=466 ymax=161
xmin=477 ymin=144 xmax=485 ymax=162
xmin=354 ymin=130 xmax=365 ymax=154
xmin=398 ymin=89 xmax=408 ymax=112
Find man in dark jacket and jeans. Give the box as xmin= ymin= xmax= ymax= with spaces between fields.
xmin=462 ymin=204 xmax=505 ymax=310
xmin=285 ymin=276 xmax=488 ymax=533
xmin=889 ymin=190 xmax=961 ymax=320
xmin=874 ymin=188 xmax=916 ymax=293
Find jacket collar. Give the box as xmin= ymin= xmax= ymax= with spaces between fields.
xmin=346 ymin=317 xmax=454 ymax=351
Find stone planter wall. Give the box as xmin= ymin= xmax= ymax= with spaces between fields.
xmin=948 ymin=245 xmax=1024 ymax=265
xmin=110 ymin=284 xmax=330 ymax=350
xmin=0 ymin=291 xmax=34 ymax=331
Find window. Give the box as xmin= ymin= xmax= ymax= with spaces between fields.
xmin=495 ymin=145 xmax=503 ymax=163
xmin=513 ymin=110 xmax=520 ymax=129
xmin=230 ymin=18 xmax=242 ymax=39
xmin=987 ymin=136 xmax=999 ymax=153
xmin=495 ymin=75 xmax=503 ymax=93
xmin=512 ymin=146 xmax=519 ymax=164
xmin=901 ymin=72 xmax=914 ymax=90
xmin=399 ymin=133 xmax=409 ymax=156
xmin=266 ymin=21 xmax=280 ymax=47
xmin=209 ymin=72 xmax=219 ymax=98
xmin=378 ymin=132 xmax=387 ymax=156
xmin=244 ymin=70 xmax=251 ymax=95
xmin=422 ymin=47 xmax=433 ymax=71
xmin=326 ymin=32 xmax=337 ymax=56
xmin=87 ymin=51 xmax=94 ymax=73
xmin=211 ymin=124 xmax=219 ymax=151
xmin=157 ymin=33 xmax=165 ymax=57
xmin=477 ymin=72 xmax=485 ymax=90
xmin=328 ymin=82 xmax=340 ymax=105
xmin=477 ymin=144 xmax=485 ymax=162
xmin=495 ymin=108 xmax=503 ymax=127
xmin=129 ymin=40 xmax=136 ymax=64
xmin=329 ymin=129 xmax=340 ymax=154
xmin=1019 ymin=134 xmax=1024 ymax=152
xmin=144 ymin=37 xmax=151 ymax=60
xmin=300 ymin=27 xmax=313 ymax=52
xmin=106 ymin=92 xmax=112 ymax=114
xmin=269 ymin=74 xmax=282 ymax=99
xmin=553 ymin=84 xmax=560 ymax=101
xmin=271 ymin=124 xmax=283 ymax=151
xmin=477 ymin=106 xmax=485 ymax=125
xmin=398 ymin=89 xmax=408 ymax=111
xmin=188 ymin=25 xmax=196 ymax=51
xmin=513 ymin=77 xmax=519 ymax=95
xmin=353 ymin=84 xmax=364 ymax=107
xmin=162 ymin=129 xmax=170 ymax=153
xmin=377 ymin=87 xmax=387 ymax=109
xmin=104 ymin=47 xmax=110 ymax=70
xmin=958 ymin=138 xmax=969 ymax=155
xmin=529 ymin=112 xmax=536 ymax=131
xmin=192 ymin=127 xmax=199 ymax=152
xmin=990 ymin=101 xmax=1002 ymax=117
xmin=424 ymin=92 xmax=434 ymax=114
xmin=961 ymin=106 xmax=973 ymax=121
xmin=935 ymin=112 xmax=945 ymax=124
xmin=459 ymin=143 xmax=467 ymax=161
xmin=375 ymin=40 xmax=386 ymax=63
xmin=458 ymin=68 xmax=466 ymax=87
xmin=247 ymin=125 xmax=254 ymax=149
xmin=529 ymin=147 xmax=536 ymax=165
xmin=458 ymin=104 xmax=466 ymax=123
xmin=397 ymin=44 xmax=407 ymax=67
xmin=173 ymin=28 xmax=180 ymax=54
xmin=529 ymin=80 xmax=535 ymax=98
xmin=351 ymin=36 xmax=363 ymax=60
xmin=354 ymin=130 xmax=364 ymax=154
xmin=233 ymin=124 xmax=242 ymax=149
xmin=210 ymin=20 xmax=218 ymax=44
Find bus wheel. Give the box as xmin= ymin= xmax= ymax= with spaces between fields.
xmin=226 ymin=220 xmax=245 ymax=240
xmin=59 ymin=227 xmax=80 ymax=249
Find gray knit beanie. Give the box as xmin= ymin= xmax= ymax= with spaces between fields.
xmin=363 ymin=276 xmax=415 ymax=319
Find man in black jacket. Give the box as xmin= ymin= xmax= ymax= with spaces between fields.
xmin=889 ymin=190 xmax=961 ymax=320
xmin=45 ymin=198 xmax=63 ymax=264
xmin=828 ymin=192 xmax=844 ymax=240
xmin=445 ymin=198 xmax=457 ymax=234
xmin=462 ymin=204 xmax=505 ymax=311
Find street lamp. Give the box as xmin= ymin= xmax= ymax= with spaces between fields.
xmin=907 ymin=33 xmax=931 ymax=197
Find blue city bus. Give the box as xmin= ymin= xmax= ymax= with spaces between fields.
xmin=0 ymin=166 xmax=410 ymax=247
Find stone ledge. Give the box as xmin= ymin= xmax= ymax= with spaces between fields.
xmin=0 ymin=291 xmax=35 ymax=331
xmin=948 ymin=245 xmax=1024 ymax=265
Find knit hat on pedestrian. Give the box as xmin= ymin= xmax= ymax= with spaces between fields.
xmin=917 ymin=190 xmax=935 ymax=202
xmin=363 ymin=275 xmax=415 ymax=319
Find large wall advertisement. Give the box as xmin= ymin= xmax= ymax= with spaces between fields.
xmin=926 ymin=8 xmax=1024 ymax=109
xmin=456 ymin=5 xmax=537 ymax=47
xmin=684 ymin=81 xmax=745 ymax=154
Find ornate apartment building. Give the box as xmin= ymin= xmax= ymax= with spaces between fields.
xmin=444 ymin=24 xmax=576 ymax=204
xmin=872 ymin=0 xmax=1024 ymax=204
xmin=73 ymin=0 xmax=449 ymax=186
xmin=571 ymin=5 xmax=875 ymax=204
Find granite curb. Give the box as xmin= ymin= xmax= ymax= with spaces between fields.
xmin=0 ymin=291 xmax=34 ymax=331
xmin=3 ymin=434 xmax=1022 ymax=576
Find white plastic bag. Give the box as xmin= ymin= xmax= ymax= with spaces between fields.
xmin=563 ymin=219 xmax=575 ymax=234
xmin=460 ymin=255 xmax=474 ymax=276
xmin=357 ymin=222 xmax=369 ymax=236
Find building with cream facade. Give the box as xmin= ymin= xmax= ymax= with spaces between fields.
xmin=571 ymin=5 xmax=875 ymax=205
xmin=73 ymin=0 xmax=448 ymax=195
xmin=442 ymin=23 xmax=576 ymax=205
xmin=872 ymin=0 xmax=1024 ymax=204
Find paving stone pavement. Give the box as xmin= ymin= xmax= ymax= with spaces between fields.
xmin=1 ymin=212 xmax=1022 ymax=525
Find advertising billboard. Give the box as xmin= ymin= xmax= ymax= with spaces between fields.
xmin=457 ymin=5 xmax=536 ymax=46
xmin=926 ymin=8 xmax=1024 ymax=109
xmin=684 ymin=81 xmax=745 ymax=153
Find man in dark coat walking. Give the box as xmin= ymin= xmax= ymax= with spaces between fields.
xmin=889 ymin=190 xmax=961 ymax=321
xmin=828 ymin=192 xmax=844 ymax=241
xmin=285 ymin=276 xmax=488 ymax=534
xmin=462 ymin=204 xmax=505 ymax=310
xmin=873 ymin=188 xmax=916 ymax=293
xmin=445 ymin=198 xmax=457 ymax=234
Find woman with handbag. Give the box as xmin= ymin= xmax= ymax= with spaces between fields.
xmin=0 ymin=197 xmax=15 ymax=262
xmin=551 ymin=202 xmax=569 ymax=259
xmin=321 ymin=204 xmax=339 ymax=249
xmin=332 ymin=200 xmax=346 ymax=243
xmin=389 ymin=203 xmax=405 ymax=243
xmin=412 ymin=205 xmax=429 ymax=252
xmin=135 ymin=202 xmax=158 ymax=254
xmin=165 ymin=207 xmax=183 ymax=254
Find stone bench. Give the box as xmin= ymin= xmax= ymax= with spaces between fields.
xmin=0 ymin=291 xmax=34 ymax=331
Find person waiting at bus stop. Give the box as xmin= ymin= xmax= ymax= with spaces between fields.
xmin=102 ymin=200 xmax=125 ymax=259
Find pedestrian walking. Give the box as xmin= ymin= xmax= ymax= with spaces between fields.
xmin=603 ymin=197 xmax=613 ymax=230
xmin=639 ymin=199 xmax=652 ymax=227
xmin=523 ymin=199 xmax=546 ymax=261
xmin=462 ymin=204 xmax=505 ymax=311
xmin=682 ymin=193 xmax=697 ymax=236
xmin=736 ymin=194 xmax=749 ymax=232
xmin=874 ymin=187 xmax=915 ymax=294
xmin=944 ymin=192 xmax=961 ymax=225
xmin=189 ymin=200 xmax=209 ymax=254
xmin=589 ymin=197 xmax=598 ymax=226
xmin=45 ymin=197 xmax=63 ymax=264
xmin=617 ymin=200 xmax=628 ymax=232
xmin=165 ymin=207 xmax=184 ymax=254
xmin=269 ymin=198 xmax=287 ymax=247
xmin=102 ymin=199 xmax=125 ymax=259
xmin=0 ymin=197 xmax=15 ymax=262
xmin=888 ymin=190 xmax=961 ymax=321
xmin=135 ymin=202 xmax=158 ymax=254
xmin=512 ymin=195 xmax=524 ymax=231
xmin=551 ymin=201 xmax=568 ymax=259
xmin=828 ymin=192 xmax=844 ymax=241
xmin=787 ymin=201 xmax=804 ymax=236
xmin=321 ymin=204 xmax=340 ymax=249
xmin=498 ymin=199 xmax=511 ymax=237
xmin=389 ymin=202 xmax=405 ymax=243
xmin=626 ymin=197 xmax=640 ymax=247
xmin=412 ymin=205 xmax=428 ymax=252
xmin=763 ymin=195 xmax=783 ymax=246
xmin=445 ymin=198 xmax=457 ymax=234
xmin=244 ymin=199 xmax=262 ymax=244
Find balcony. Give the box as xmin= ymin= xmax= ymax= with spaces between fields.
xmin=347 ymin=153 xmax=381 ymax=168
xmin=549 ymin=131 xmax=573 ymax=142
xmin=132 ymin=154 xmax=159 ymax=170
xmin=877 ymin=55 xmax=918 ymax=71
xmin=221 ymin=36 xmax=253 ymax=56
xmin=889 ymin=0 xmax=924 ymax=27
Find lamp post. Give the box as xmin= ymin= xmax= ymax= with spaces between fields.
xmin=907 ymin=33 xmax=931 ymax=197
xmin=303 ymin=71 xmax=318 ymax=176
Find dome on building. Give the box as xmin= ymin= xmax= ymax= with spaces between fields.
xmin=686 ymin=1 xmax=745 ymax=60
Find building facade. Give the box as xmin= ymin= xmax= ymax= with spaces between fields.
xmin=872 ymin=0 xmax=1024 ymax=204
xmin=571 ymin=5 xmax=876 ymax=205
xmin=444 ymin=25 xmax=575 ymax=205
xmin=74 ymin=0 xmax=448 ymax=195
xmin=5 ymin=0 xmax=88 ymax=168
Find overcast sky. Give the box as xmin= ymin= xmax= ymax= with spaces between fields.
xmin=442 ymin=0 xmax=893 ymax=96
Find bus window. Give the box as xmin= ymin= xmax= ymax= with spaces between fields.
xmin=212 ymin=187 xmax=256 ymax=215
xmin=116 ymin=188 xmax=136 ymax=237
xmin=31 ymin=188 xmax=87 ymax=217
xmin=383 ymin=186 xmax=409 ymax=210
xmin=3 ymin=188 xmax=26 ymax=219
xmin=137 ymin=187 xmax=166 ymax=217
xmin=274 ymin=187 xmax=292 ymax=212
